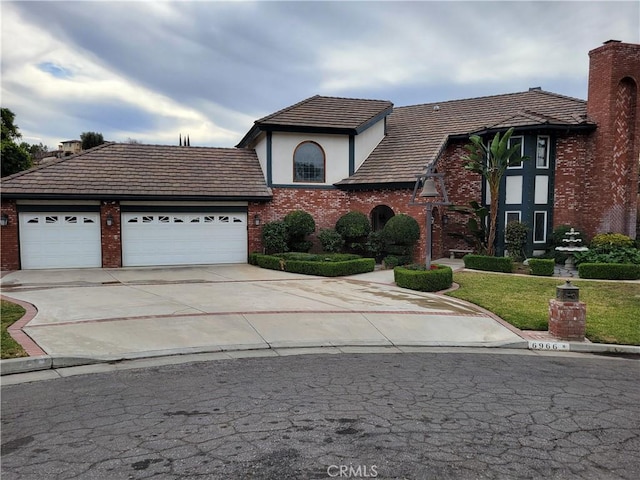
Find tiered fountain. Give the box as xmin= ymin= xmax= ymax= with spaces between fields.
xmin=555 ymin=228 xmax=588 ymax=276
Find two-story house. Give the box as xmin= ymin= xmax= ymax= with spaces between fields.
xmin=1 ymin=40 xmax=638 ymax=270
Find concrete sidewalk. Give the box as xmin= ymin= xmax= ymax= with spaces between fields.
xmin=1 ymin=261 xmax=637 ymax=378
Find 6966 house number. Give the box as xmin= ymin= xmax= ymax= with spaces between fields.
xmin=528 ymin=341 xmax=570 ymax=351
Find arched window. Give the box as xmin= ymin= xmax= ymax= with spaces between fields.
xmin=293 ymin=141 xmax=325 ymax=183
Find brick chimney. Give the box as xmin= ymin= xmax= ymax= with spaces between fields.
xmin=586 ymin=40 xmax=640 ymax=238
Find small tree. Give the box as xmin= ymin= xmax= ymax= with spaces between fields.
xmin=80 ymin=131 xmax=105 ymax=150
xmin=463 ymin=127 xmax=526 ymax=256
xmin=1 ymin=108 xmax=32 ymax=176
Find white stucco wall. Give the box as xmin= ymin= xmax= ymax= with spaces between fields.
xmin=354 ymin=119 xmax=385 ymax=171
xmin=253 ymin=134 xmax=268 ymax=182
xmin=271 ymin=132 xmax=350 ymax=185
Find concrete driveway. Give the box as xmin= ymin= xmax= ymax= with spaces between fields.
xmin=0 ymin=264 xmax=525 ymax=360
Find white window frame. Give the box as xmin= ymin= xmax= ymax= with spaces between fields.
xmin=536 ymin=136 xmax=550 ymax=169
xmin=533 ymin=211 xmax=548 ymax=244
xmin=507 ymin=136 xmax=524 ymax=170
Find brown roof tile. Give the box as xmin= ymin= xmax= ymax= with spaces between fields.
xmin=255 ymin=95 xmax=394 ymax=131
xmin=337 ymin=89 xmax=592 ymax=186
xmin=1 ymin=143 xmax=272 ymax=200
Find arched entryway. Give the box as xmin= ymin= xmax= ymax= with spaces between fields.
xmin=370 ymin=205 xmax=394 ymax=231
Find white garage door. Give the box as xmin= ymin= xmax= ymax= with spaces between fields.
xmin=121 ymin=212 xmax=247 ymax=267
xmin=19 ymin=212 xmax=102 ymax=269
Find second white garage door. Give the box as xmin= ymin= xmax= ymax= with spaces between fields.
xmin=121 ymin=212 xmax=247 ymax=267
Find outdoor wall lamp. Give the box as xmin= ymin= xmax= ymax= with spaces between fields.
xmin=409 ymin=166 xmax=451 ymax=269
xmin=0 ymin=213 xmax=8 ymax=227
xmin=254 ymin=214 xmax=261 ymax=226
xmin=106 ymin=214 xmax=114 ymax=227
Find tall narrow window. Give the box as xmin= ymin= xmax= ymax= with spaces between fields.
xmin=507 ymin=136 xmax=524 ymax=169
xmin=536 ymin=136 xmax=550 ymax=168
xmin=534 ymin=211 xmax=547 ymax=243
xmin=294 ymin=141 xmax=325 ymax=183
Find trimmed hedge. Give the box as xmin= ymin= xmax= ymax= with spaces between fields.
xmin=394 ymin=265 xmax=453 ymax=292
xmin=254 ymin=253 xmax=375 ymax=277
xmin=463 ymin=254 xmax=513 ymax=273
xmin=528 ymin=258 xmax=555 ymax=276
xmin=578 ymin=263 xmax=640 ymax=280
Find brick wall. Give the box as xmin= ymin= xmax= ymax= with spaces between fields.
xmin=1 ymin=200 xmax=20 ymax=271
xmin=247 ymin=187 xmax=443 ymax=262
xmin=586 ymin=41 xmax=640 ymax=239
xmin=553 ymin=132 xmax=592 ymax=232
xmin=101 ymin=202 xmax=122 ymax=268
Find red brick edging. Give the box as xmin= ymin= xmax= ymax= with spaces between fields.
xmin=1 ymin=295 xmax=47 ymax=356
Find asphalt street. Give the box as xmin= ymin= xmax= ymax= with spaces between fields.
xmin=1 ymin=351 xmax=639 ymax=480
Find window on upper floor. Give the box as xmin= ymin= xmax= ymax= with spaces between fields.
xmin=536 ymin=136 xmax=550 ymax=168
xmin=293 ymin=141 xmax=325 ymax=183
xmin=507 ymin=136 xmax=524 ymax=169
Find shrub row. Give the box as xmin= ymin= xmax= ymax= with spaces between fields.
xmin=528 ymin=258 xmax=555 ymax=276
xmin=253 ymin=254 xmax=375 ymax=277
xmin=578 ymin=263 xmax=640 ymax=280
xmin=393 ymin=265 xmax=453 ymax=292
xmin=463 ymin=254 xmax=513 ymax=273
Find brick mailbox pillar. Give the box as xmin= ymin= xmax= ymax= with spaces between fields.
xmin=549 ymin=281 xmax=586 ymax=341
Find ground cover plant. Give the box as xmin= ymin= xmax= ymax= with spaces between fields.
xmin=1 ymin=300 xmax=27 ymax=359
xmin=447 ymin=272 xmax=640 ymax=345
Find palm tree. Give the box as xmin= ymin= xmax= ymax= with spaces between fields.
xmin=463 ymin=127 xmax=526 ymax=256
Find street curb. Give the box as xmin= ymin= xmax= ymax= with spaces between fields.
xmin=2 ymin=340 xmax=638 ymax=377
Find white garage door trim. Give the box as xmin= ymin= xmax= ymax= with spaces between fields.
xmin=19 ymin=212 xmax=102 ymax=269
xmin=121 ymin=212 xmax=247 ymax=267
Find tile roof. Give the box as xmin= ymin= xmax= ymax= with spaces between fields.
xmin=337 ymin=89 xmax=593 ymax=186
xmin=237 ymin=95 xmax=394 ymax=147
xmin=1 ymin=143 xmax=272 ymax=200
xmin=256 ymin=95 xmax=393 ymax=130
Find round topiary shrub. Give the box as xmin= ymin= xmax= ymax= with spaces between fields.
xmin=283 ymin=210 xmax=315 ymax=252
xmin=335 ymin=211 xmax=371 ymax=241
xmin=382 ymin=214 xmax=420 ymax=250
xmin=284 ymin=210 xmax=315 ymax=239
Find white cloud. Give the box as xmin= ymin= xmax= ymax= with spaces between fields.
xmin=1 ymin=3 xmax=244 ymax=147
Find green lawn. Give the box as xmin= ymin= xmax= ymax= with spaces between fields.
xmin=448 ymin=272 xmax=640 ymax=345
xmin=1 ymin=300 xmax=28 ymax=359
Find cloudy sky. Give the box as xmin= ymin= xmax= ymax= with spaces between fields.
xmin=2 ymin=1 xmax=638 ymax=150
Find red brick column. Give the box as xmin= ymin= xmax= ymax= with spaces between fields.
xmin=1 ymin=200 xmax=20 ymax=271
xmin=548 ymin=299 xmax=586 ymax=341
xmin=101 ymin=201 xmax=122 ymax=268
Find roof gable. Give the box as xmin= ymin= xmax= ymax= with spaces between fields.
xmin=1 ymin=143 xmax=271 ymax=200
xmin=237 ymin=95 xmax=393 ymax=147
